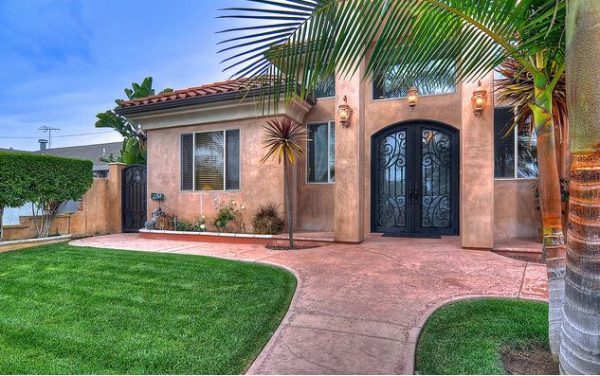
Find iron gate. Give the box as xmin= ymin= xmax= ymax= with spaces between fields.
xmin=372 ymin=121 xmax=460 ymax=236
xmin=122 ymin=165 xmax=147 ymax=233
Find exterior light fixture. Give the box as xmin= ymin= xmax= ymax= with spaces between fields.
xmin=472 ymin=81 xmax=487 ymax=117
xmin=338 ymin=95 xmax=352 ymax=128
xmin=407 ymin=87 xmax=419 ymax=109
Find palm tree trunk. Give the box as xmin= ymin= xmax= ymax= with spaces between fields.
xmin=532 ymin=69 xmax=567 ymax=357
xmin=284 ymin=160 xmax=294 ymax=249
xmin=560 ymin=1 xmax=600 ymax=373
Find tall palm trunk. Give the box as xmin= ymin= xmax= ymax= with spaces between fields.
xmin=532 ymin=67 xmax=567 ymax=357
xmin=284 ymin=159 xmax=294 ymax=249
xmin=560 ymin=1 xmax=600 ymax=373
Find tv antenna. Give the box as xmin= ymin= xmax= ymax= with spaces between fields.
xmin=38 ymin=126 xmax=60 ymax=148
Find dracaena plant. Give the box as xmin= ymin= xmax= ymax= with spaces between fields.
xmin=261 ymin=118 xmax=307 ymax=248
xmin=218 ymin=0 xmax=568 ymax=357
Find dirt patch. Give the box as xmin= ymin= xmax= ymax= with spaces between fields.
xmin=501 ymin=344 xmax=559 ymax=375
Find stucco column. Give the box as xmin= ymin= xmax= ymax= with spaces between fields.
xmin=108 ymin=163 xmax=126 ymax=234
xmin=460 ymin=77 xmax=495 ymax=249
xmin=334 ymin=66 xmax=366 ymax=243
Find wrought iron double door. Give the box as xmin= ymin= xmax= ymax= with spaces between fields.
xmin=372 ymin=122 xmax=459 ymax=235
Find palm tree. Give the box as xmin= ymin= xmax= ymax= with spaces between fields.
xmin=219 ymin=0 xmax=567 ymax=355
xmin=261 ymin=118 xmax=307 ymax=249
xmin=560 ymin=1 xmax=600 ymax=373
xmin=495 ymin=57 xmax=569 ymax=355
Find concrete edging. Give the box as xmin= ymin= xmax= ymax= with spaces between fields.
xmin=405 ymin=294 xmax=549 ymax=375
xmin=0 ymin=235 xmax=72 ymax=253
xmin=139 ymin=229 xmax=274 ymax=239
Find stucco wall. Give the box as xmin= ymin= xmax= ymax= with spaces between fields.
xmin=296 ymin=98 xmax=336 ymax=232
xmin=2 ymin=178 xmax=113 ymax=241
xmin=494 ymin=179 xmax=541 ymax=241
xmin=146 ymin=118 xmax=286 ymax=232
xmin=362 ymin=81 xmax=464 ymax=235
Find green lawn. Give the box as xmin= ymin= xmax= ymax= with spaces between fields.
xmin=0 ymin=243 xmax=296 ymax=374
xmin=416 ymin=299 xmax=549 ymax=375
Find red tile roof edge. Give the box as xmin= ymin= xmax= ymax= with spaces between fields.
xmin=118 ymin=77 xmax=265 ymax=109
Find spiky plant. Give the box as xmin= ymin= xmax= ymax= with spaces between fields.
xmin=261 ymin=118 xmax=307 ymax=249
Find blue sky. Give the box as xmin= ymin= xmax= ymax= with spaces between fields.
xmin=0 ymin=0 xmax=248 ymax=151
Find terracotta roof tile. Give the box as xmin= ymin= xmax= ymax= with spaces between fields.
xmin=118 ymin=78 xmax=265 ymax=109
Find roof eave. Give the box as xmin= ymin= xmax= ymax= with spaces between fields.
xmin=115 ymin=87 xmax=317 ymax=116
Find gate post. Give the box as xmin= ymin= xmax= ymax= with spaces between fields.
xmin=108 ymin=163 xmax=126 ymax=234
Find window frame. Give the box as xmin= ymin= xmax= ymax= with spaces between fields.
xmin=180 ymin=129 xmax=242 ymax=192
xmin=306 ymin=121 xmax=336 ymax=185
xmin=494 ymin=107 xmax=538 ymax=181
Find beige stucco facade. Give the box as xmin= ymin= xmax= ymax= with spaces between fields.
xmin=121 ymin=71 xmax=540 ymax=249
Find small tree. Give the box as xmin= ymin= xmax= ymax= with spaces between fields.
xmin=0 ymin=152 xmax=93 ymax=239
xmin=261 ymin=118 xmax=307 ymax=249
xmin=0 ymin=152 xmax=30 ymax=240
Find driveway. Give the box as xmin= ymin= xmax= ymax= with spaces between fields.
xmin=71 ymin=234 xmax=548 ymax=375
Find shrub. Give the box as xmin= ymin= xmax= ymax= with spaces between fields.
xmin=252 ymin=203 xmax=284 ymax=235
xmin=0 ymin=151 xmax=93 ymax=239
xmin=213 ymin=199 xmax=245 ymax=233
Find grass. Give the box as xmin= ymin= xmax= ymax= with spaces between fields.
xmin=0 ymin=243 xmax=296 ymax=374
xmin=416 ymin=298 xmax=549 ymax=375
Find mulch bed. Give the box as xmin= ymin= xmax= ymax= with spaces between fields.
xmin=501 ymin=344 xmax=559 ymax=375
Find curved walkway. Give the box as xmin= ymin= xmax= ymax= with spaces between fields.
xmin=71 ymin=234 xmax=548 ymax=375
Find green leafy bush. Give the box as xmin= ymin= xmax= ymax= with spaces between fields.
xmin=213 ymin=200 xmax=245 ymax=233
xmin=252 ymin=203 xmax=284 ymax=235
xmin=0 ymin=151 xmax=93 ymax=238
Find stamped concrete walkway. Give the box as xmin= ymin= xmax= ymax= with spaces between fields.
xmin=71 ymin=234 xmax=548 ymax=375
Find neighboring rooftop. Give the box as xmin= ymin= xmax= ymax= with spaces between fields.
xmin=34 ymin=142 xmax=122 ymax=172
xmin=0 ymin=147 xmax=26 ymax=153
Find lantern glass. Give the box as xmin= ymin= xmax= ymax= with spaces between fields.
xmin=407 ymin=87 xmax=419 ymax=108
xmin=472 ymin=89 xmax=487 ymax=115
xmin=339 ymin=106 xmax=350 ymax=123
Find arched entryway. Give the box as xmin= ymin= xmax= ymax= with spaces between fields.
xmin=371 ymin=121 xmax=460 ymax=236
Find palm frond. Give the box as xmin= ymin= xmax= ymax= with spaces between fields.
xmin=219 ymin=0 xmax=566 ymax=102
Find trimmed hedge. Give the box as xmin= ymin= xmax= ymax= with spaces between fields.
xmin=0 ymin=151 xmax=94 ymax=210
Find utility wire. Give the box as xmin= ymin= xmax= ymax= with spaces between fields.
xmin=0 ymin=131 xmax=116 ymax=139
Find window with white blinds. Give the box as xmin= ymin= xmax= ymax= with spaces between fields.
xmin=181 ymin=130 xmax=240 ymax=191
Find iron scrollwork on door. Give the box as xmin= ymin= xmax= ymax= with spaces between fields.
xmin=376 ymin=130 xmax=408 ymax=230
xmin=372 ymin=122 xmax=459 ymax=236
xmin=421 ymin=130 xmax=452 ymax=229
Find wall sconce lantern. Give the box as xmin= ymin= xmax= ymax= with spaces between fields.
xmin=338 ymin=95 xmax=352 ymax=128
xmin=472 ymin=82 xmax=487 ymax=117
xmin=407 ymin=87 xmax=419 ymax=109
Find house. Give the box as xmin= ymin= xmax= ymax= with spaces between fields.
xmin=35 ymin=142 xmax=122 ymax=178
xmin=115 ymin=72 xmax=540 ymax=249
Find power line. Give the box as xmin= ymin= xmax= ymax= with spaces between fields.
xmin=39 ymin=126 xmax=60 ymax=148
xmin=0 ymin=131 xmax=116 ymax=139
